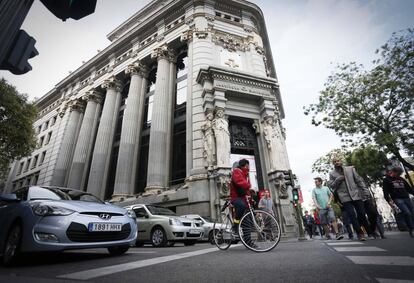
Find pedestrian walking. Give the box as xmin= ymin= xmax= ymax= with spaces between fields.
xmin=328 ymin=157 xmax=371 ymax=241
xmin=313 ymin=209 xmax=324 ymax=238
xmin=382 ymin=166 xmax=414 ymax=238
xmin=312 ymin=177 xmax=343 ymax=240
xmin=302 ymin=211 xmax=315 ymax=239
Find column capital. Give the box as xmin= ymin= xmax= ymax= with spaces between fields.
xmin=83 ymin=90 xmax=103 ymax=104
xmin=125 ymin=62 xmax=148 ymax=78
xmin=102 ymin=76 xmax=123 ymax=92
xmin=151 ymin=44 xmax=175 ymax=62
xmin=69 ymin=99 xmax=86 ymax=113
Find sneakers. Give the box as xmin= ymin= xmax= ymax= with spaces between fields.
xmin=335 ymin=233 xmax=344 ymax=240
xmin=409 ymin=230 xmax=413 ymax=238
xmin=380 ymin=234 xmax=386 ymax=239
xmin=358 ymin=234 xmax=366 ymax=241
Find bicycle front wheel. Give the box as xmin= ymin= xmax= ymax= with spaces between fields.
xmin=213 ymin=213 xmax=233 ymax=250
xmin=239 ymin=210 xmax=281 ymax=252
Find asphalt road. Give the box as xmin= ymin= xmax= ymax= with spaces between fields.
xmin=0 ymin=231 xmax=413 ymax=283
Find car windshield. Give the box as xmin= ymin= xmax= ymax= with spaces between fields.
xmin=203 ymin=216 xmax=214 ymax=223
xmin=147 ymin=205 xmax=176 ymax=216
xmin=28 ymin=187 xmax=102 ymax=203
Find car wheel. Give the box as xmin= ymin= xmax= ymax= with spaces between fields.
xmin=184 ymin=240 xmax=197 ymax=246
xmin=151 ymin=227 xmax=167 ymax=247
xmin=3 ymin=223 xmax=22 ymax=266
xmin=107 ymin=245 xmax=129 ymax=256
xmin=208 ymin=230 xmax=215 ymax=244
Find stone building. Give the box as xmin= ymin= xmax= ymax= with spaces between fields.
xmin=4 ymin=0 xmax=297 ymax=236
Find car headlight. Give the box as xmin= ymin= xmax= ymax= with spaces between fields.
xmin=169 ymin=218 xmax=182 ymax=226
xmin=31 ymin=204 xmax=74 ymax=216
xmin=126 ymin=209 xmax=136 ymax=219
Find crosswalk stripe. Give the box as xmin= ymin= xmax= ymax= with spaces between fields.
xmin=347 ymin=256 xmax=414 ymax=266
xmin=376 ymin=278 xmax=414 ymax=283
xmin=326 ymin=242 xmax=364 ymax=246
xmin=58 ymin=244 xmax=243 ymax=280
xmin=334 ymin=247 xmax=385 ymax=252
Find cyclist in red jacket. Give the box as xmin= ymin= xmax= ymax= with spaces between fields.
xmin=229 ymin=159 xmax=251 ymax=233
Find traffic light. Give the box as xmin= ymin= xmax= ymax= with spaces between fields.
xmin=40 ymin=0 xmax=97 ymax=21
xmin=292 ymin=188 xmax=299 ymax=203
xmin=0 ymin=30 xmax=38 ymax=75
xmin=283 ymin=170 xmax=295 ymax=187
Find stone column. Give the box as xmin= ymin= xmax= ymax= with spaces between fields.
xmin=87 ymin=77 xmax=123 ymax=200
xmin=51 ymin=100 xmax=85 ymax=186
xmin=67 ymin=91 xmax=103 ymax=190
xmin=113 ymin=63 xmax=148 ymax=196
xmin=145 ymin=45 xmax=175 ymax=194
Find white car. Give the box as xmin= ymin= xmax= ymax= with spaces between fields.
xmin=124 ymin=204 xmax=203 ymax=247
xmin=181 ymin=214 xmax=217 ymax=244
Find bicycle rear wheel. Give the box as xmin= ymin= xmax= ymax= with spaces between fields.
xmin=213 ymin=212 xmax=233 ymax=250
xmin=239 ymin=210 xmax=281 ymax=252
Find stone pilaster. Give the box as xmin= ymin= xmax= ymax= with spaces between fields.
xmin=145 ymin=45 xmax=175 ymax=194
xmin=113 ymin=63 xmax=148 ymax=196
xmin=87 ymin=77 xmax=123 ymax=199
xmin=67 ymin=90 xmax=103 ymax=190
xmin=51 ymin=99 xmax=85 ymax=186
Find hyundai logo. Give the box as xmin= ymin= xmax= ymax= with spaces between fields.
xmin=99 ymin=213 xmax=111 ymax=220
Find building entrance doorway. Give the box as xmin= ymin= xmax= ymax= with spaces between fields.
xmin=229 ymin=118 xmax=264 ymax=190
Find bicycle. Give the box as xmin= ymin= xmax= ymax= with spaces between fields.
xmin=213 ymin=195 xmax=281 ymax=252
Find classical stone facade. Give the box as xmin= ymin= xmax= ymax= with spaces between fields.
xmin=4 ymin=0 xmax=297 ymax=237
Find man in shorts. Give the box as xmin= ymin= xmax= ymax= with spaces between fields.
xmin=312 ymin=177 xmax=343 ymax=240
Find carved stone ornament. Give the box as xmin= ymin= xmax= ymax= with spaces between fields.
xmin=275 ymin=172 xmax=289 ymax=199
xmin=213 ymin=108 xmax=231 ymax=168
xmin=102 ymin=76 xmax=123 ymax=92
xmin=205 ymin=14 xmax=215 ymax=22
xmin=58 ymin=102 xmax=69 ymax=118
xmin=185 ymin=16 xmax=194 ymax=25
xmin=216 ymin=173 xmax=230 ymax=198
xmin=195 ymin=28 xmax=209 ymax=39
xmin=69 ymin=99 xmax=86 ymax=113
xmin=255 ymin=44 xmax=264 ymax=55
xmin=125 ymin=62 xmax=148 ymax=78
xmin=180 ymin=29 xmax=193 ymax=43
xmin=243 ymin=25 xmax=253 ymax=33
xmin=201 ymin=110 xmax=216 ymax=171
xmin=212 ymin=32 xmax=246 ymax=52
xmin=151 ymin=44 xmax=175 ymax=62
xmin=84 ymin=90 xmax=103 ymax=104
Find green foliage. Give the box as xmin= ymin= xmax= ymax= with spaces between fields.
xmin=0 ymin=78 xmax=37 ymax=180
xmin=304 ymin=29 xmax=414 ymax=170
xmin=349 ymin=145 xmax=389 ymax=187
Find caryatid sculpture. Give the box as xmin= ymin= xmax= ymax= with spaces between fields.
xmin=202 ymin=110 xmax=216 ymax=171
xmin=212 ymin=108 xmax=231 ymax=168
xmin=262 ymin=115 xmax=286 ymax=171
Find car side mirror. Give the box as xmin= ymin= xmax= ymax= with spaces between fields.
xmin=0 ymin=194 xmax=21 ymax=202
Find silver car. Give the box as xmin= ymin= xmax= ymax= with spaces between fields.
xmin=0 ymin=186 xmax=137 ymax=266
xmin=181 ymin=214 xmax=217 ymax=243
xmin=125 ymin=204 xmax=203 ymax=247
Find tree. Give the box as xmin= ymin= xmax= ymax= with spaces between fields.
xmin=0 ymin=78 xmax=37 ymax=180
xmin=304 ymin=29 xmax=414 ymax=170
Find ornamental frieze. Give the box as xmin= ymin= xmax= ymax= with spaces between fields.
xmin=211 ymin=32 xmax=247 ymax=52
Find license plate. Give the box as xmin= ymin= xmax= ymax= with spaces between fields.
xmin=189 ymin=229 xmax=200 ymax=234
xmin=88 ymin=223 xmax=122 ymax=232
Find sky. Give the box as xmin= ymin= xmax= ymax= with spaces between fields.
xmin=1 ymin=0 xmax=413 ymax=209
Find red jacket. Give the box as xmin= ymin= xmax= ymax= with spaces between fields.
xmin=230 ymin=167 xmax=251 ymax=202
